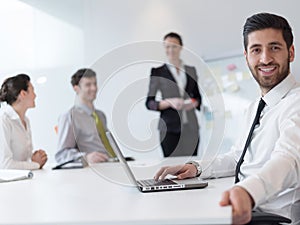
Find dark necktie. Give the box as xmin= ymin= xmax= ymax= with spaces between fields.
xmin=234 ymin=98 xmax=266 ymax=183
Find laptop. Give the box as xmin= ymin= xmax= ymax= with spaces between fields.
xmin=106 ymin=131 xmax=208 ymax=193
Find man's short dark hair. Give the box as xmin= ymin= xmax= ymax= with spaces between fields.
xmin=163 ymin=32 xmax=183 ymax=46
xmin=243 ymin=12 xmax=293 ymax=51
xmin=71 ymin=68 xmax=96 ymax=86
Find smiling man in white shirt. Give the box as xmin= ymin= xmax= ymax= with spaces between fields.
xmin=154 ymin=13 xmax=300 ymax=225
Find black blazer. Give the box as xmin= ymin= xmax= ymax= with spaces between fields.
xmin=146 ymin=64 xmax=201 ymax=133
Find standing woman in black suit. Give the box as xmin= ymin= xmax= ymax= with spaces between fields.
xmin=146 ymin=32 xmax=202 ymax=157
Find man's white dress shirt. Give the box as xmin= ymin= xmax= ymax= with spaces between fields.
xmin=0 ymin=104 xmax=40 ymax=170
xmin=199 ymin=74 xmax=300 ymax=224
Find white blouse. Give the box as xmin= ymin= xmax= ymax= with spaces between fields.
xmin=0 ymin=104 xmax=39 ymax=170
xmin=166 ymin=61 xmax=188 ymax=124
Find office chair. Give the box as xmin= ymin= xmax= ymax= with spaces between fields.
xmin=246 ymin=211 xmax=292 ymax=225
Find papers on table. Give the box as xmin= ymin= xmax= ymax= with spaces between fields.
xmin=0 ymin=169 xmax=33 ymax=183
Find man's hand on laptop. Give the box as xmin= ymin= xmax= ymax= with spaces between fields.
xmin=86 ymin=152 xmax=109 ymax=163
xmin=154 ymin=164 xmax=197 ymax=181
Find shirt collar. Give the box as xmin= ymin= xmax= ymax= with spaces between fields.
xmin=262 ymin=73 xmax=296 ymax=107
xmin=166 ymin=60 xmax=184 ymax=70
xmin=74 ymin=101 xmax=94 ymax=116
xmin=2 ymin=104 xmax=21 ymax=120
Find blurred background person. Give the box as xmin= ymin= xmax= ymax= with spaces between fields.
xmin=55 ymin=68 xmax=115 ymax=164
xmin=0 ymin=74 xmax=47 ymax=169
xmin=146 ymin=32 xmax=202 ymax=157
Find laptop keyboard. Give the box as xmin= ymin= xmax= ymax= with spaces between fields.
xmin=138 ymin=179 xmax=176 ymax=187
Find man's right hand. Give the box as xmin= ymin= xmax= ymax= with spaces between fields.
xmin=154 ymin=164 xmax=197 ymax=181
xmin=86 ymin=152 xmax=109 ymax=163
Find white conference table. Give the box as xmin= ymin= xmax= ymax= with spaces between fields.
xmin=0 ymin=157 xmax=232 ymax=225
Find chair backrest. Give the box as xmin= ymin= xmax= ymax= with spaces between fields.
xmin=246 ymin=211 xmax=291 ymax=225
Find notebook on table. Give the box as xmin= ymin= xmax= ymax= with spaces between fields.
xmin=106 ymin=131 xmax=208 ymax=193
xmin=52 ymin=156 xmax=87 ymax=170
xmin=0 ymin=169 xmax=33 ymax=183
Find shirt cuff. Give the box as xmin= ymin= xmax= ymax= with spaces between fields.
xmin=236 ymin=176 xmax=266 ymax=208
xmin=31 ymin=162 xmax=41 ymax=170
xmin=148 ymin=100 xmax=159 ymax=111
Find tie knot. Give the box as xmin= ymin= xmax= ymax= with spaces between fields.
xmin=92 ymin=111 xmax=98 ymax=121
xmin=258 ymin=98 xmax=266 ymax=113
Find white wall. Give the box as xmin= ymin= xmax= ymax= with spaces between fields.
xmin=82 ymin=0 xmax=300 ymax=159
xmin=0 ymin=0 xmax=85 ymax=161
xmin=1 ymin=0 xmax=300 ymax=162
xmin=83 ymin=0 xmax=300 ymax=74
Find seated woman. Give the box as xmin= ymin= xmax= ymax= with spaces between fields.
xmin=0 ymin=74 xmax=47 ymax=169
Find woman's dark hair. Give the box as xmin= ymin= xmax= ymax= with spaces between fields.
xmin=0 ymin=74 xmax=30 ymax=105
xmin=243 ymin=12 xmax=293 ymax=51
xmin=71 ymin=68 xmax=96 ymax=86
xmin=163 ymin=32 xmax=183 ymax=46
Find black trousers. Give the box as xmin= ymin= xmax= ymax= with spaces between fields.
xmin=160 ymin=125 xmax=199 ymax=157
